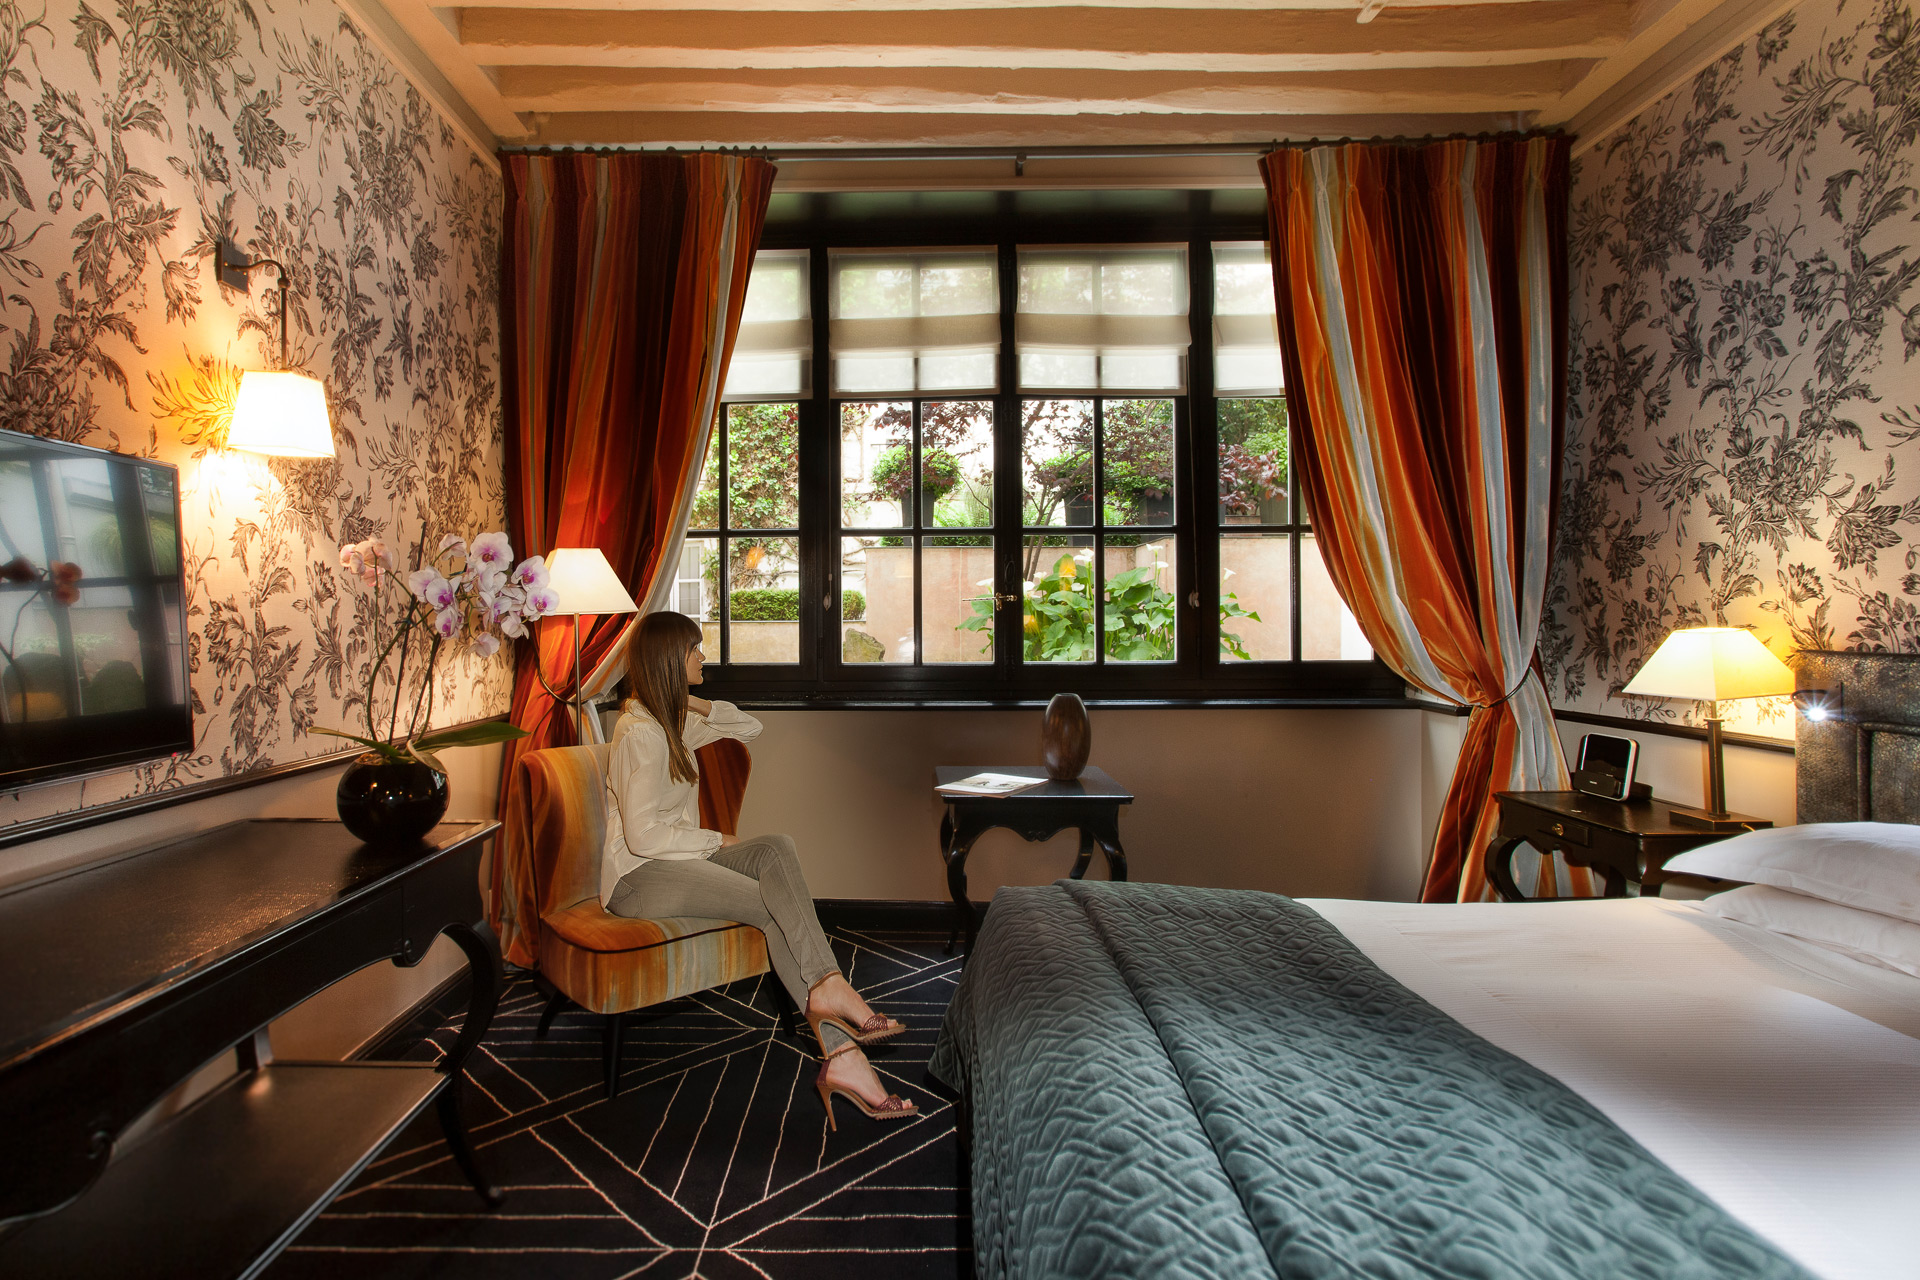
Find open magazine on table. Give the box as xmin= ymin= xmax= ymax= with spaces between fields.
xmin=936 ymin=772 xmax=1047 ymax=797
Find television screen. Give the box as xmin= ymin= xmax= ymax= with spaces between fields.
xmin=0 ymin=427 xmax=192 ymax=790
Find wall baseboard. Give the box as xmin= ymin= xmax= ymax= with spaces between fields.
xmin=816 ymin=897 xmax=981 ymax=932
xmin=353 ymin=970 xmax=476 ymax=1062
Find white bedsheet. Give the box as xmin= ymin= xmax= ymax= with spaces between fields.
xmin=1301 ymin=896 xmax=1920 ymax=1280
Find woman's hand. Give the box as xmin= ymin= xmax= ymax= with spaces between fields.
xmin=718 ymin=832 xmax=740 ymax=847
xmin=686 ymin=695 xmax=713 ymax=717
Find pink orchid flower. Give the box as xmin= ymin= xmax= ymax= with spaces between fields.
xmin=470 ymin=531 xmax=513 ymax=571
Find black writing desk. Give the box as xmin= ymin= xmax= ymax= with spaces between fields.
xmin=0 ymin=818 xmax=503 ymax=1278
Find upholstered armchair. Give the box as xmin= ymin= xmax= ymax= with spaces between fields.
xmin=506 ymin=739 xmax=769 ymax=1099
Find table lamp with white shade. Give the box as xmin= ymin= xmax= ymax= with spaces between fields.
xmin=1619 ymin=626 xmax=1795 ymax=830
xmin=544 ymin=547 xmax=639 ymax=742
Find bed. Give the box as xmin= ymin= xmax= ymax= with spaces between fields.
xmin=928 ymin=652 xmax=1920 ymax=1280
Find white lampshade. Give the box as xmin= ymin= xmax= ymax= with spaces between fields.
xmin=1621 ymin=627 xmax=1795 ymax=703
xmin=227 ymin=371 xmax=335 ymax=458
xmin=546 ymin=547 xmax=638 ymax=616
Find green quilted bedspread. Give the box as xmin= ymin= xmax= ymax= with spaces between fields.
xmin=928 ymin=881 xmax=1813 ymax=1280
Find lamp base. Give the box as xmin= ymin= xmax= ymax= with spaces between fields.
xmin=1668 ymin=805 xmax=1754 ymax=832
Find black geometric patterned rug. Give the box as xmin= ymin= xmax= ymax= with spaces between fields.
xmin=262 ymin=928 xmax=969 ymax=1280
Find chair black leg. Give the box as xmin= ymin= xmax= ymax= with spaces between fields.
xmin=535 ymin=988 xmax=567 ymax=1040
xmin=603 ymin=1012 xmax=626 ymax=1100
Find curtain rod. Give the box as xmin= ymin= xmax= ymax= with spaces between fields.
xmin=498 ymin=131 xmax=1565 ymax=165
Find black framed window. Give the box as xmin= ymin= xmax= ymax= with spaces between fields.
xmin=696 ymin=192 xmax=1396 ymax=704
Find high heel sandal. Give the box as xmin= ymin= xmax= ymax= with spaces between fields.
xmin=805 ymin=973 xmax=906 ymax=1051
xmin=814 ymin=1049 xmax=918 ymax=1132
xmin=806 ymin=1009 xmax=906 ymax=1050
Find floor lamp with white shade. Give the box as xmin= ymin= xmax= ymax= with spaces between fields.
xmin=542 ymin=548 xmax=639 ymax=743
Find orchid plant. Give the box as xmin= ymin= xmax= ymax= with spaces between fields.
xmin=313 ymin=531 xmax=552 ymax=772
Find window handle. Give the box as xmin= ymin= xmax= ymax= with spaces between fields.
xmin=1188 ymin=591 xmax=1199 ymax=608
xmin=992 ymin=593 xmax=1020 ymax=607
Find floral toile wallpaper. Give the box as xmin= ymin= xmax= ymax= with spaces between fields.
xmin=0 ymin=0 xmax=506 ymax=831
xmin=1544 ymin=0 xmax=1920 ymax=740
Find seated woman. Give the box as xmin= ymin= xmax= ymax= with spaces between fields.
xmin=601 ymin=609 xmax=916 ymax=1128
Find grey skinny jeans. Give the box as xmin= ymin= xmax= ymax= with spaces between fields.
xmin=607 ymin=834 xmax=849 ymax=1050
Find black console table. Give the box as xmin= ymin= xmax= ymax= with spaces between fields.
xmin=935 ymin=765 xmax=1132 ymax=955
xmin=0 ymin=818 xmax=503 ymax=1278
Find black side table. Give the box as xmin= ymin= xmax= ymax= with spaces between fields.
xmin=935 ymin=765 xmax=1132 ymax=954
xmin=1486 ymin=790 xmax=1770 ymax=901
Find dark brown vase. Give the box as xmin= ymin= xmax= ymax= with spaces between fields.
xmin=1041 ymin=692 xmax=1091 ymax=781
xmin=336 ymin=753 xmax=449 ymax=844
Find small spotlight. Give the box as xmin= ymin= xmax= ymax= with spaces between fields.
xmin=1794 ymin=682 xmax=1842 ymax=722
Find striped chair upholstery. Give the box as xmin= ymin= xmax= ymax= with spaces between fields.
xmin=511 ymin=739 xmax=769 ymax=1098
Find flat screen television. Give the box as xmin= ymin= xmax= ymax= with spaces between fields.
xmin=0 ymin=426 xmax=192 ymax=790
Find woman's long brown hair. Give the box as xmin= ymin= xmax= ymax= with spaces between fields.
xmin=625 ymin=610 xmax=703 ymax=784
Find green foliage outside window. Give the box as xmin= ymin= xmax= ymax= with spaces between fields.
xmin=729 ymin=588 xmax=866 ymax=621
xmin=958 ymin=551 xmax=1258 ymax=660
xmin=1217 ymin=398 xmax=1290 ymax=516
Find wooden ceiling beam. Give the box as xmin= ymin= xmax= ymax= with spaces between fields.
xmin=460 ymin=3 xmax=1629 ymax=70
xmin=519 ymin=108 xmax=1527 ymax=146
xmin=493 ymin=62 xmax=1584 ymax=115
xmin=456 ymin=0 xmax=1542 ymax=9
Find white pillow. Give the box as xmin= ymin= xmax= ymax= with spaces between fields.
xmin=1694 ymin=884 xmax=1920 ymax=978
xmin=1664 ymin=822 xmax=1920 ymax=924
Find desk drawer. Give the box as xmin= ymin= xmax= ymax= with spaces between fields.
xmin=1514 ymin=813 xmax=1591 ymax=848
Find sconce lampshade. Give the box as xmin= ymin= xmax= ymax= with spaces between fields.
xmin=1620 ymin=626 xmax=1795 ymax=703
xmin=546 ymin=547 xmax=639 ymax=617
xmin=228 ymin=371 xmax=335 ymax=458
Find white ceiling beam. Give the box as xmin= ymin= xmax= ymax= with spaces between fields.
xmin=460 ymin=3 xmax=1629 ymax=71
xmin=518 ymin=108 xmax=1529 ymax=147
xmin=361 ymin=0 xmax=532 ymax=137
xmin=493 ymin=62 xmax=1582 ymax=115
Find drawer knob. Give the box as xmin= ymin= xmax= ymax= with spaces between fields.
xmin=1551 ymin=822 xmax=1565 ymax=836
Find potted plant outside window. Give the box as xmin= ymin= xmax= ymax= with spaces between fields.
xmin=871 ymin=444 xmax=962 ymax=525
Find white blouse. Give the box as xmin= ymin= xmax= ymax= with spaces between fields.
xmin=599 ymin=699 xmax=763 ymax=904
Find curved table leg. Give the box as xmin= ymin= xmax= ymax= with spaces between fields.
xmin=1483 ymin=836 xmax=1528 ymax=903
xmin=435 ymin=922 xmax=505 ymax=1207
xmin=1069 ymin=830 xmax=1094 ymax=880
xmin=1095 ymin=829 xmax=1127 ymax=882
xmin=943 ymin=815 xmax=983 ymax=957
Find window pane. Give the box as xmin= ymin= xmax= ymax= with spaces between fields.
xmin=1218 ymin=398 xmax=1290 ymax=525
xmin=1103 ymin=535 xmax=1176 ymax=662
xmin=726 ymin=403 xmax=800 ymax=530
xmin=841 ymin=535 xmax=910 ymax=663
xmin=924 ymin=401 xmax=993 ymax=529
xmin=690 ymin=428 xmax=719 ymax=531
xmin=924 ymin=535 xmax=995 ymax=664
xmin=680 ymin=536 xmax=719 ymax=656
xmin=1301 ymin=534 xmax=1372 ymax=661
xmin=1219 ymin=532 xmax=1292 ymax=662
xmin=1021 ymin=399 xmax=1093 ymax=527
xmin=841 ymin=401 xmax=910 ymax=529
xmin=725 ymin=535 xmax=800 ymax=663
xmin=1021 ymin=536 xmax=1096 ymax=663
xmin=1102 ymin=399 xmax=1174 ymax=528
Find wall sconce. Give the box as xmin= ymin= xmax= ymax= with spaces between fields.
xmin=1794 ymin=680 xmax=1844 ymax=723
xmin=218 ymin=239 xmax=335 ymax=459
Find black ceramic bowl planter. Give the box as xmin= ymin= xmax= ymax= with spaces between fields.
xmin=336 ymin=752 xmax=449 ymax=843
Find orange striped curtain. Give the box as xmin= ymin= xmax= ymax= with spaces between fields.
xmin=491 ymin=151 xmax=774 ymax=964
xmin=1262 ymin=138 xmax=1589 ymax=903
